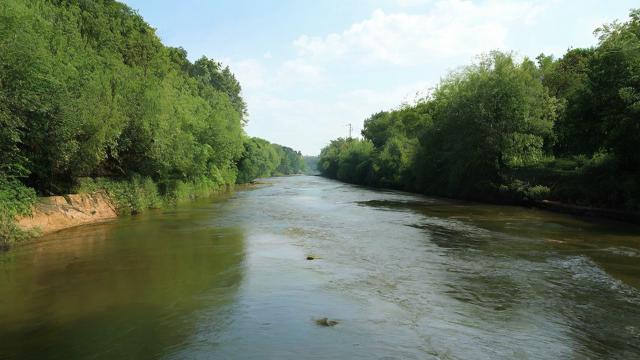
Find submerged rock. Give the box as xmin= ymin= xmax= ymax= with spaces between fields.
xmin=315 ymin=317 xmax=338 ymax=327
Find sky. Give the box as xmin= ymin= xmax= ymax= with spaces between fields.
xmin=122 ymin=0 xmax=637 ymax=155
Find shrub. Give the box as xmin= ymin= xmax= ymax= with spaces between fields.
xmin=499 ymin=180 xmax=550 ymax=202
xmin=0 ymin=177 xmax=37 ymax=249
xmin=75 ymin=176 xmax=163 ymax=215
xmin=76 ymin=175 xmax=230 ymax=214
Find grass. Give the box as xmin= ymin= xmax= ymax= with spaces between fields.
xmin=0 ymin=173 xmax=234 ymax=250
xmin=75 ymin=175 xmax=233 ymax=215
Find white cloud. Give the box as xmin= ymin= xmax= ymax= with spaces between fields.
xmin=293 ymin=0 xmax=546 ymax=65
xmin=395 ymin=0 xmax=432 ymax=7
xmin=277 ymin=60 xmax=326 ymax=86
xmin=345 ymin=80 xmax=433 ymax=109
xmin=230 ymin=59 xmax=266 ymax=90
xmin=239 ymin=0 xmax=552 ymax=154
xmin=228 ymin=57 xmax=327 ymax=92
xmin=245 ymin=81 xmax=431 ymax=155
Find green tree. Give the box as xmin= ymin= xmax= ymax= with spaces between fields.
xmin=418 ymin=52 xmax=558 ymax=197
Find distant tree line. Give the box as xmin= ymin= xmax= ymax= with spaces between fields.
xmin=0 ymin=0 xmax=303 ymax=245
xmin=236 ymin=138 xmax=306 ymax=184
xmin=302 ymin=156 xmax=320 ymax=175
xmin=319 ymin=9 xmax=640 ymax=212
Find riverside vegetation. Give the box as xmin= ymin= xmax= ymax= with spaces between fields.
xmin=319 ymin=9 xmax=640 ymax=215
xmin=0 ymin=0 xmax=304 ymax=247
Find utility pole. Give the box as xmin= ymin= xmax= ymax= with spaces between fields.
xmin=346 ymin=123 xmax=353 ymax=139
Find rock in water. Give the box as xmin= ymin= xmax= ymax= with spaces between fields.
xmin=315 ymin=317 xmax=338 ymax=327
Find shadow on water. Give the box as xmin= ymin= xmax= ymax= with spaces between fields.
xmin=357 ymin=194 xmax=640 ymax=358
xmin=2 ymin=176 xmax=640 ymax=359
xmin=358 ymin=198 xmax=640 ymax=287
xmin=0 ymin=200 xmax=247 ymax=360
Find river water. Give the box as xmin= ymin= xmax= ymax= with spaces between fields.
xmin=1 ymin=175 xmax=640 ymax=359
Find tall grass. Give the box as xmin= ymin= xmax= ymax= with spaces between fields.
xmin=75 ymin=175 xmax=232 ymax=215
xmin=0 ymin=174 xmax=232 ymax=250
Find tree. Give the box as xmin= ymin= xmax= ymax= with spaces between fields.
xmin=417 ymin=52 xmax=558 ymax=197
xmin=590 ymin=9 xmax=640 ymax=168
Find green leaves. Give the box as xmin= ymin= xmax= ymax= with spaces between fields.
xmin=319 ymin=9 xmax=640 ymax=211
xmin=417 ymin=51 xmax=558 ymax=196
xmin=321 ymin=52 xmax=559 ymax=199
xmin=0 ymin=0 xmax=249 ymax=194
xmin=236 ymin=137 xmax=305 ymax=184
xmin=0 ymin=176 xmax=36 ymax=248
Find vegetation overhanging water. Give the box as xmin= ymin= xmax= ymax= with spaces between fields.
xmin=1 ymin=176 xmax=639 ymax=359
xmin=0 ymin=1 xmax=639 ymax=359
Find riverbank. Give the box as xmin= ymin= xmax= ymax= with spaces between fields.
xmin=0 ymin=176 xmax=229 ymax=249
xmin=320 ymin=175 xmax=640 ymax=225
xmin=2 ymin=176 xmax=277 ymax=249
xmin=3 ymin=175 xmax=639 ymax=359
xmin=15 ymin=192 xmax=118 ymax=236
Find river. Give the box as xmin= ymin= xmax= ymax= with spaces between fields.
xmin=1 ymin=175 xmax=639 ymax=359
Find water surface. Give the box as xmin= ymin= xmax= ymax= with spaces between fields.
xmin=1 ymin=176 xmax=639 ymax=359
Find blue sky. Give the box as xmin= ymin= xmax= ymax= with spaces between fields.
xmin=122 ymin=0 xmax=637 ymax=155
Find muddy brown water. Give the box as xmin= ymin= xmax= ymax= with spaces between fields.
xmin=1 ymin=175 xmax=639 ymax=359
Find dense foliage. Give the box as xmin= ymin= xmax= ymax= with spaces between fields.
xmin=0 ymin=177 xmax=37 ymax=249
xmin=319 ymin=10 xmax=640 ymax=212
xmin=0 ymin=0 xmax=303 ymax=246
xmin=0 ymin=0 xmax=247 ymax=193
xmin=236 ymin=138 xmax=305 ymax=184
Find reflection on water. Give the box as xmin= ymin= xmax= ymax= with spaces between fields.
xmin=0 ymin=198 xmax=246 ymax=360
xmin=356 ymin=192 xmax=640 ymax=359
xmin=1 ymin=176 xmax=639 ymax=359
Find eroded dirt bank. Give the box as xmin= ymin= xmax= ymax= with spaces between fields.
xmin=16 ymin=192 xmax=117 ymax=235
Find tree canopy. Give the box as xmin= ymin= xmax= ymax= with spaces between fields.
xmin=0 ymin=0 xmax=303 ymax=192
xmin=236 ymin=137 xmax=305 ymax=184
xmin=0 ymin=0 xmax=305 ymax=245
xmin=319 ymin=9 xmax=640 ymax=212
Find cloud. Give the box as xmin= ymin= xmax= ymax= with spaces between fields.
xmin=277 ymin=60 xmax=326 ymax=86
xmin=345 ymin=80 xmax=433 ymax=109
xmin=239 ymin=0 xmax=551 ymax=154
xmin=228 ymin=57 xmax=326 ymax=92
xmin=245 ymin=81 xmax=432 ymax=155
xmin=394 ymin=0 xmax=432 ymax=7
xmin=293 ymin=0 xmax=546 ymax=65
xmin=230 ymin=59 xmax=266 ymax=90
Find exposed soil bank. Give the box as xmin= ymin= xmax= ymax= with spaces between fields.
xmin=16 ymin=192 xmax=117 ymax=235
xmin=12 ymin=182 xmax=263 ymax=237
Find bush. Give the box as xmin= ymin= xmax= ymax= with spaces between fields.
xmin=0 ymin=177 xmax=36 ymax=249
xmin=76 ymin=175 xmax=230 ymax=215
xmin=161 ymin=177 xmax=226 ymax=205
xmin=550 ymin=153 xmax=640 ymax=211
xmin=498 ymin=180 xmax=550 ymax=202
